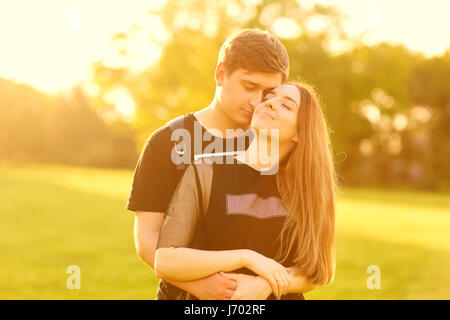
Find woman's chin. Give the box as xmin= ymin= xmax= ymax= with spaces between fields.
xmin=251 ymin=117 xmax=271 ymax=131
xmin=252 ymin=124 xmax=279 ymax=133
xmin=250 ymin=127 xmax=276 ymax=137
xmin=250 ymin=124 xmax=267 ymax=132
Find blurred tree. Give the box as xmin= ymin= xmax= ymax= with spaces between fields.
xmin=0 ymin=78 xmax=49 ymax=161
xmin=90 ymin=0 xmax=354 ymax=146
xmin=0 ymin=78 xmax=138 ymax=168
xmin=409 ymin=52 xmax=450 ymax=189
xmin=45 ymin=87 xmax=138 ymax=168
xmin=82 ymin=0 xmax=450 ymax=189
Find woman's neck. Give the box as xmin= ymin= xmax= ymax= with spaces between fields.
xmin=235 ymin=130 xmax=295 ymax=173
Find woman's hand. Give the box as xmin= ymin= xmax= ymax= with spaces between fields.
xmin=243 ymin=250 xmax=293 ymax=299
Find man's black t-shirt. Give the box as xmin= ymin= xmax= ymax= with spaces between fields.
xmin=126 ymin=113 xmax=250 ymax=213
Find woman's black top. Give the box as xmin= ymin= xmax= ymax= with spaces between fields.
xmin=156 ymin=161 xmax=304 ymax=300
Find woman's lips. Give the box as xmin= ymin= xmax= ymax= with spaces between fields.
xmin=258 ymin=111 xmax=275 ymax=120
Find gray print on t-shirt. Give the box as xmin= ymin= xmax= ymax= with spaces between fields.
xmin=225 ymin=193 xmax=288 ymax=219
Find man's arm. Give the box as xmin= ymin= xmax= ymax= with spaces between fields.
xmin=129 ymin=126 xmax=237 ymax=299
xmin=134 ymin=211 xmax=237 ymax=299
xmin=134 ymin=211 xmax=165 ymax=269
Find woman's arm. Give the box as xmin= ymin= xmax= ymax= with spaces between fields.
xmin=286 ymin=267 xmax=316 ymax=294
xmin=219 ymin=270 xmax=315 ymax=300
xmin=154 ymin=247 xmax=248 ymax=281
xmin=242 ymin=267 xmax=315 ymax=299
xmin=154 ymin=247 xmax=291 ymax=298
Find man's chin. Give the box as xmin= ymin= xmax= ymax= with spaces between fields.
xmin=233 ymin=115 xmax=252 ymax=128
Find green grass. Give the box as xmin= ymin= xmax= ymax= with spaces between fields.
xmin=0 ymin=162 xmax=449 ymax=299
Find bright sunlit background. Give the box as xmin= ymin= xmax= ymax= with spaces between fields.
xmin=0 ymin=0 xmax=166 ymax=93
xmin=1 ymin=0 xmax=449 ymax=94
xmin=1 ymin=0 xmax=449 ymax=300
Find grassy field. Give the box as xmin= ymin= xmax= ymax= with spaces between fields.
xmin=0 ymin=162 xmax=449 ymax=299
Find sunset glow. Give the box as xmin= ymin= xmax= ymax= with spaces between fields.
xmin=0 ymin=0 xmax=449 ymax=94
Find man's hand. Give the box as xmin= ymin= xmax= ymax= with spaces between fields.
xmin=168 ymin=272 xmax=237 ymax=300
xmin=220 ymin=273 xmax=272 ymax=300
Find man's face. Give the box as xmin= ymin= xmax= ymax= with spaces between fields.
xmin=216 ymin=65 xmax=283 ymax=128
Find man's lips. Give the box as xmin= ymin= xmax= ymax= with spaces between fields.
xmin=242 ymin=108 xmax=252 ymax=116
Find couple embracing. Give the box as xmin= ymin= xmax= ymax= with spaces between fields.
xmin=127 ymin=29 xmax=337 ymax=300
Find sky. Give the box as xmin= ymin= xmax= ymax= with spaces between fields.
xmin=0 ymin=0 xmax=449 ymax=94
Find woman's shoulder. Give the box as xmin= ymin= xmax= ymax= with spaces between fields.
xmin=193 ymin=162 xmax=214 ymax=183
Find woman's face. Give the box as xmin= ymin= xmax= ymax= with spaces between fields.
xmin=250 ymin=84 xmax=300 ymax=143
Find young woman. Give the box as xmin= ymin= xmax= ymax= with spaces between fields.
xmin=154 ymin=82 xmax=337 ymax=300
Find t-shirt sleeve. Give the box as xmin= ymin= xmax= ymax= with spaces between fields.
xmin=156 ymin=165 xmax=201 ymax=249
xmin=126 ymin=126 xmax=181 ymax=213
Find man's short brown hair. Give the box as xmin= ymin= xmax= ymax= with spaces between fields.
xmin=218 ymin=29 xmax=289 ymax=81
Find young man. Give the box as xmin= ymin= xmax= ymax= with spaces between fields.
xmin=127 ymin=29 xmax=289 ymax=300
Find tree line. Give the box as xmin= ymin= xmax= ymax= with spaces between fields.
xmin=1 ymin=0 xmax=449 ymax=190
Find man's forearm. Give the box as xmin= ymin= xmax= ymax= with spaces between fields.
xmin=162 ymin=277 xmax=209 ymax=297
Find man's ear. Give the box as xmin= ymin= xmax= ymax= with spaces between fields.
xmin=215 ymin=62 xmax=226 ymax=86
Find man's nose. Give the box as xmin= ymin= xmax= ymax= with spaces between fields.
xmin=249 ymin=91 xmax=263 ymax=109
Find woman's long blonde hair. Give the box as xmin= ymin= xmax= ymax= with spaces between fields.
xmin=275 ymin=81 xmax=337 ymax=285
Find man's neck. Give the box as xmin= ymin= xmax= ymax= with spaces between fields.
xmin=194 ymin=100 xmax=248 ymax=138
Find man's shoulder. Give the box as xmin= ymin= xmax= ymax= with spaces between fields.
xmin=146 ymin=113 xmax=196 ymax=148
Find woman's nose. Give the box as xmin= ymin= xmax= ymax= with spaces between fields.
xmin=265 ymin=100 xmax=274 ymax=110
